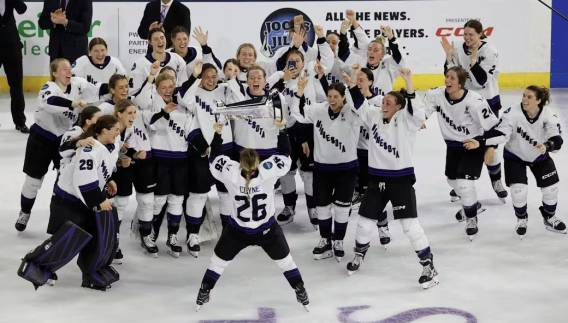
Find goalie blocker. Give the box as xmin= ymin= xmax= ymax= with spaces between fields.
xmin=18 ymin=207 xmax=120 ymax=291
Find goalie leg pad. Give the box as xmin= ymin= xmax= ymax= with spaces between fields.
xmin=18 ymin=220 xmax=92 ymax=289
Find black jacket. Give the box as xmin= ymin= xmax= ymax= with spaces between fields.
xmin=38 ymin=0 xmax=92 ymax=63
xmin=0 ymin=0 xmax=27 ymax=47
xmin=138 ymin=0 xmax=191 ymax=49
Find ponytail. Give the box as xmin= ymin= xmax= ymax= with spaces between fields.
xmin=239 ymin=149 xmax=260 ymax=201
xmin=526 ymin=85 xmax=551 ymax=109
xmin=78 ymin=106 xmax=101 ymax=128
xmin=77 ymin=115 xmax=119 ymax=141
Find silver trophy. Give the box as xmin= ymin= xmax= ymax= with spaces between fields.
xmin=213 ymin=89 xmax=283 ymax=121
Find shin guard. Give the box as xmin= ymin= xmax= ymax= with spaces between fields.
xmin=77 ymin=207 xmax=120 ymax=290
xmin=17 ymin=220 xmax=92 ymax=289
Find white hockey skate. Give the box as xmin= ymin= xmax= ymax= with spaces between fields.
xmin=166 ymin=233 xmax=182 ymax=258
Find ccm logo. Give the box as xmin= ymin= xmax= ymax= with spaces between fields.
xmin=542 ymin=170 xmax=557 ymax=180
xmin=436 ymin=27 xmax=494 ymax=37
xmin=393 ymin=205 xmax=406 ymax=211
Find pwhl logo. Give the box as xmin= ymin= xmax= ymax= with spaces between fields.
xmin=435 ymin=27 xmax=494 ymax=37
xmin=260 ymin=8 xmax=315 ymax=58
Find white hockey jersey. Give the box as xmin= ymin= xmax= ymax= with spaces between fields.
xmin=143 ymin=90 xmax=194 ymax=158
xmin=423 ymin=87 xmax=501 ymax=147
xmin=55 ymin=140 xmax=118 ymax=209
xmin=34 ymin=78 xmax=106 ymax=140
xmin=490 ymin=104 xmax=563 ymax=163
xmin=129 ymin=52 xmax=188 ymax=96
xmin=357 ymin=94 xmax=383 ymax=152
xmin=447 ymin=41 xmax=500 ymax=108
xmin=185 ymin=81 xmax=244 ymax=153
xmin=354 ymin=91 xmax=426 ymax=182
xmin=210 ymin=153 xmax=291 ymax=233
xmin=72 ymin=55 xmax=126 ymax=86
xmin=291 ymin=95 xmax=360 ymax=171
xmin=231 ymin=88 xmax=285 ymax=156
xmin=167 ymin=46 xmax=202 ymax=80
xmin=339 ymin=34 xmax=405 ymax=97
xmin=59 ymin=126 xmax=84 ymax=167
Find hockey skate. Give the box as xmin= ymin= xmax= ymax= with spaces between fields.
xmin=492 ymin=180 xmax=508 ymax=203
xmin=276 ymin=206 xmax=295 ymax=226
xmin=15 ymin=211 xmax=31 ymax=233
xmin=351 ymin=191 xmax=363 ymax=210
xmin=308 ymin=208 xmax=318 ymax=230
xmin=166 ymin=233 xmax=182 ymax=258
xmin=377 ymin=223 xmax=391 ymax=249
xmin=313 ymin=237 xmax=333 ymax=260
xmin=449 ymin=189 xmax=460 ymax=202
xmin=141 ymin=235 xmax=158 ymax=258
xmin=81 ymin=268 xmax=119 ymax=292
xmin=112 ymin=248 xmax=123 ymax=265
xmin=186 ymin=233 xmax=200 ymax=258
xmin=196 ymin=283 xmax=211 ymax=312
xmin=419 ymin=253 xmax=439 ymax=289
xmin=333 ymin=240 xmax=345 ymax=262
xmin=347 ymin=252 xmax=365 ymax=276
xmin=515 ymin=217 xmax=528 ymax=239
xmin=130 ymin=219 xmax=140 ymax=240
xmin=294 ymin=283 xmax=310 ymax=312
xmin=455 ymin=202 xmax=486 ymax=222
xmin=46 ymin=273 xmax=58 ymax=287
xmin=465 ymin=216 xmax=478 ymax=241
xmin=540 ymin=206 xmax=567 ymax=234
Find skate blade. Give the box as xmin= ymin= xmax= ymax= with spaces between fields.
xmin=383 ymin=245 xmax=388 ymax=250
xmin=312 ymin=224 xmax=319 ymax=231
xmin=546 ymin=227 xmax=567 ymax=234
xmin=188 ymin=250 xmax=199 ymax=258
xmin=422 ymin=277 xmax=439 ymax=289
xmin=112 ymin=259 xmax=123 ymax=265
xmin=335 ymin=256 xmax=343 ymax=263
xmin=468 ymin=234 xmax=476 ymax=241
xmin=167 ymin=250 xmax=180 ymax=258
xmin=499 ymin=197 xmax=507 ymax=204
xmin=303 ymin=304 xmax=310 ymax=312
xmin=477 ymin=206 xmax=486 ymax=215
xmin=450 ymin=197 xmax=461 ymax=203
xmin=46 ymin=279 xmax=56 ymax=287
xmin=313 ymin=251 xmax=333 ymax=260
xmin=347 ymin=269 xmax=359 ymax=276
xmin=143 ymin=251 xmax=158 ymax=258
xmin=196 ymin=305 xmax=202 ymax=312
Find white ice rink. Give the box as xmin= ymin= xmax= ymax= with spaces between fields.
xmin=0 ymin=90 xmax=567 ymax=323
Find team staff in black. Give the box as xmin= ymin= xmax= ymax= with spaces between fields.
xmin=138 ymin=0 xmax=191 ymax=50
xmin=38 ymin=0 xmax=92 ymax=64
xmin=0 ymin=0 xmax=28 ymax=133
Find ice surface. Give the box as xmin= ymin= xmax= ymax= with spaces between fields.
xmin=0 ymin=90 xmax=566 ymax=323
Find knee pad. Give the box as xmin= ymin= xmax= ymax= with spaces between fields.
xmin=209 ymin=253 xmax=231 ymax=275
xmin=355 ymin=216 xmax=376 ymax=244
xmin=186 ymin=193 xmax=208 ymax=218
xmin=136 ymin=193 xmax=154 ymax=222
xmin=22 ymin=176 xmax=44 ymax=199
xmin=153 ymin=195 xmax=167 ymax=215
xmin=510 ymin=184 xmax=528 ymax=209
xmin=218 ymin=192 xmax=232 ymax=217
xmin=280 ymin=170 xmax=297 ymax=195
xmin=114 ymin=196 xmax=130 ymax=221
xmin=541 ymin=183 xmax=559 ymax=206
xmin=167 ymin=194 xmax=184 ymax=215
xmin=299 ymin=170 xmax=314 ymax=196
xmin=316 ymin=204 xmax=332 ymax=220
xmin=456 ymin=179 xmax=477 ymax=207
xmin=274 ymin=254 xmax=297 ymax=272
xmin=400 ymin=218 xmax=429 ymax=252
xmin=446 ymin=178 xmax=457 ymax=191
xmin=333 ymin=205 xmax=350 ymax=224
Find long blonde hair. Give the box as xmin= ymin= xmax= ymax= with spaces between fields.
xmin=240 ymin=149 xmax=260 ymax=201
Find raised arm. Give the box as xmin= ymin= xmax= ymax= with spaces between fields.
xmin=290 ymin=74 xmax=315 ymax=124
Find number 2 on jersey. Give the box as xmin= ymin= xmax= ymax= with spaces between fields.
xmin=235 ymin=194 xmax=267 ymax=222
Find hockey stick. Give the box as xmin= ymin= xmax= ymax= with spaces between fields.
xmin=538 ymin=0 xmax=568 ymax=22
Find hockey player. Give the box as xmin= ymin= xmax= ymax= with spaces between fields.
xmin=338 ymin=24 xmax=405 ymax=97
xmin=423 ymin=66 xmax=502 ymax=240
xmin=290 ymin=74 xmax=360 ymax=262
xmin=441 ymin=20 xmax=507 ymax=202
xmin=222 ymin=59 xmax=241 ymax=83
xmin=345 ymin=68 xmax=438 ymax=289
xmin=16 ymin=59 xmax=110 ymax=233
xmin=487 ymin=86 xmax=565 ymax=237
xmin=59 ymin=106 xmax=102 ymax=168
xmin=195 ymin=119 xmax=309 ymax=312
xmin=18 ymin=115 xmax=121 ymax=291
xmin=273 ymin=26 xmax=334 ymax=228
xmin=185 ymin=62 xmax=244 ymax=256
xmin=168 ymin=26 xmax=202 ymax=79
xmin=72 ymin=38 xmax=126 ymax=87
xmin=129 ymin=28 xmax=188 ymax=97
xmin=143 ymin=72 xmax=195 ymax=258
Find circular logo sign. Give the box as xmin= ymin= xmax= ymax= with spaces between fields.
xmin=260 ymin=8 xmax=315 ymax=58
